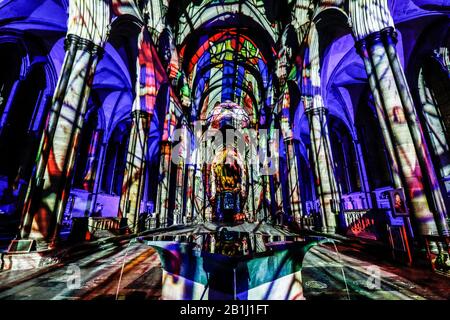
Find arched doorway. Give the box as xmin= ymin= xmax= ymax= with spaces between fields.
xmin=417 ymin=52 xmax=450 ymax=208
xmin=0 ymin=48 xmax=48 ymax=216
xmin=329 ymin=116 xmax=361 ymax=195
xmin=101 ymin=120 xmax=131 ymax=196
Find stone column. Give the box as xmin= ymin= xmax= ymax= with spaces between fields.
xmin=305 ymin=104 xmax=340 ymax=233
xmin=301 ymin=24 xmax=340 ymax=233
xmin=280 ymin=91 xmax=303 ymax=223
xmin=82 ymin=129 xmax=103 ymax=191
xmin=173 ymin=161 xmax=185 ymax=225
xmin=119 ymin=25 xmax=166 ymax=233
xmin=366 ymin=34 xmax=435 ymax=235
xmin=418 ymin=67 xmax=450 ymax=182
xmin=350 ymin=0 xmax=448 ymax=235
xmin=184 ymin=163 xmax=195 ymax=223
xmin=355 ymin=41 xmax=402 ymax=188
xmin=246 ymin=126 xmax=259 ymax=222
xmin=83 ymin=128 xmax=103 ymax=219
xmin=173 ymin=124 xmax=188 ymax=225
xmin=384 ymin=29 xmax=449 ymax=234
xmin=247 ymin=162 xmax=256 ymax=222
xmin=156 ymin=140 xmax=172 ymax=228
xmin=90 ymin=138 xmax=107 ymax=217
xmin=119 ymin=110 xmax=151 ymax=233
xmin=353 ymin=139 xmax=372 ymax=208
xmin=145 ymin=0 xmax=170 ymax=44
xmin=269 ymin=123 xmax=284 ymax=216
xmin=285 ymin=138 xmax=302 ymax=223
xmin=258 ymin=126 xmax=272 ymax=221
xmin=18 ymin=0 xmax=110 ymax=249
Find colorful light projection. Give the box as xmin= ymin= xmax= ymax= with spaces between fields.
xmin=8 ymin=0 xmax=449 ymax=253
xmin=183 ymin=30 xmax=271 ymax=124
xmin=175 ymin=0 xmax=279 ymax=47
xmin=350 ymin=0 xmax=449 ymax=235
xmin=19 ymin=0 xmax=111 ymax=248
xmin=176 ymin=16 xmax=277 ymax=223
xmin=185 ymin=100 xmax=271 ymax=223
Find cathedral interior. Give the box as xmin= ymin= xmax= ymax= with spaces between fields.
xmin=0 ymin=0 xmax=449 ymax=300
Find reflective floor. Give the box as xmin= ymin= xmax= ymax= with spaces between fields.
xmin=0 ymin=241 xmax=448 ymax=300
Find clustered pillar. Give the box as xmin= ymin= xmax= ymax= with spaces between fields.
xmin=279 ymin=87 xmax=303 ymax=224
xmin=19 ymin=0 xmax=110 ymax=249
xmin=285 ymin=138 xmax=302 ymax=223
xmin=82 ymin=128 xmax=103 ymax=191
xmin=302 ymin=24 xmax=340 ymax=233
xmin=305 ymin=104 xmax=340 ymax=233
xmin=350 ymin=0 xmax=449 ymax=235
xmin=156 ymin=140 xmax=172 ymax=228
xmin=119 ymin=110 xmax=152 ymax=233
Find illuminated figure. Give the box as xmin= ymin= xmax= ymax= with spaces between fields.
xmin=0 ymin=0 xmax=448 ymax=300
xmin=394 ymin=192 xmax=407 ymax=214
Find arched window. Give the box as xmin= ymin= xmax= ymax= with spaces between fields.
xmin=416 ymin=53 xmax=450 ymax=184
xmin=0 ymin=43 xmax=22 ymax=117
xmin=0 ymin=56 xmax=47 ymax=195
xmin=422 ymin=56 xmax=450 ymax=141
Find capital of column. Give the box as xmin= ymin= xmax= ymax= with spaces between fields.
xmin=355 ymin=27 xmax=397 ymax=57
xmin=284 ymin=136 xmax=302 ymax=146
xmin=304 ymin=105 xmax=328 ymax=117
xmin=143 ymin=0 xmax=169 ymax=44
xmin=131 ymin=109 xmax=152 ymax=119
xmin=67 ymin=0 xmax=110 ymax=48
xmin=64 ymin=34 xmax=104 ymax=58
xmin=292 ymin=0 xmax=313 ymax=30
xmin=349 ymin=0 xmax=395 ymax=40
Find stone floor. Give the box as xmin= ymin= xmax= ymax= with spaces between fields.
xmin=0 ymin=242 xmax=162 ymax=300
xmin=0 ymin=240 xmax=448 ymax=300
xmin=302 ymin=243 xmax=450 ymax=300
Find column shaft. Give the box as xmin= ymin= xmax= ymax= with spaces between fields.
xmin=119 ymin=111 xmax=151 ymax=233
xmin=272 ymin=140 xmax=284 ymax=214
xmin=384 ymin=31 xmax=449 ymax=234
xmin=20 ymin=36 xmax=102 ymax=248
xmin=82 ymin=129 xmax=103 ymax=191
xmin=368 ymin=37 xmax=437 ymax=235
xmin=185 ymin=164 xmax=195 ymax=222
xmin=174 ymin=161 xmax=185 ymax=225
xmin=90 ymin=139 xmax=107 ymax=216
xmin=353 ymin=140 xmax=372 ymax=208
xmin=280 ymin=91 xmax=303 ymax=223
xmin=306 ymin=106 xmax=339 ymax=233
xmin=349 ymin=0 xmax=448 ymax=235
xmin=156 ymin=141 xmax=171 ymax=228
xmin=286 ymin=138 xmax=302 ymax=223
xmin=357 ymin=42 xmax=402 ymax=188
xmin=301 ymin=23 xmax=340 ymax=233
